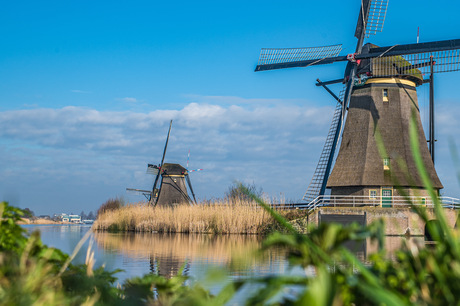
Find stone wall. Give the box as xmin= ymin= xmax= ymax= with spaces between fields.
xmin=307 ymin=207 xmax=458 ymax=236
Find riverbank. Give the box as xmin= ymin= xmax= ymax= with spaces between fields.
xmin=94 ymin=200 xmax=305 ymax=234
xmin=18 ymin=218 xmax=64 ymax=225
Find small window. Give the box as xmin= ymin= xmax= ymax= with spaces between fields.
xmin=383 ymin=89 xmax=389 ymax=102
xmin=382 ymin=189 xmax=392 ymax=197
xmin=383 ymin=157 xmax=390 ymax=170
xmin=369 ymin=190 xmax=377 ymax=199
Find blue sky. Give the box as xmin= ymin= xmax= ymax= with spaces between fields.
xmin=1 ymin=0 xmax=460 ymax=215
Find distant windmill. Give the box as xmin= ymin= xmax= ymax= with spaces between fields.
xmin=126 ymin=120 xmax=197 ymax=206
xmin=255 ymin=0 xmax=460 ymax=203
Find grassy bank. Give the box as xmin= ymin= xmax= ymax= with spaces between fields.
xmin=18 ymin=218 xmax=67 ymax=225
xmin=94 ymin=200 xmax=305 ymax=234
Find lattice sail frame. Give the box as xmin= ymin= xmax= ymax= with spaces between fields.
xmin=371 ymin=49 xmax=460 ymax=78
xmin=146 ymin=165 xmax=159 ymax=175
xmin=257 ymin=44 xmax=342 ymax=66
xmin=365 ymin=0 xmax=389 ymax=37
xmin=302 ymin=87 xmax=346 ymax=203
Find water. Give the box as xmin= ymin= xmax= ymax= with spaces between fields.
xmin=22 ymin=224 xmax=422 ymax=303
xmin=22 ymin=224 xmax=295 ymax=285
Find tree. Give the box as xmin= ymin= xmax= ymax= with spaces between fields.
xmin=23 ymin=208 xmax=34 ymax=218
xmin=87 ymin=211 xmax=95 ymax=220
xmin=79 ymin=211 xmax=87 ymax=220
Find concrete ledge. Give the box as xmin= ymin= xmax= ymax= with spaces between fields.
xmin=306 ymin=207 xmax=458 ymax=236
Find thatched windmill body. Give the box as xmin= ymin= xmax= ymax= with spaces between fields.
xmin=255 ymin=0 xmax=460 ymax=202
xmin=127 ymin=120 xmax=197 ymax=206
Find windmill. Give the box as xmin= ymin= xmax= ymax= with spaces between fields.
xmin=255 ymin=0 xmax=460 ymax=203
xmin=126 ymin=120 xmax=197 ymax=206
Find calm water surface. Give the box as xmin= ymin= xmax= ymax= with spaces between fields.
xmin=23 ymin=224 xmax=422 ymax=302
xmin=23 ymin=225 xmax=296 ymax=284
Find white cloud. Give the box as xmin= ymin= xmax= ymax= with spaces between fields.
xmin=2 ymin=100 xmax=458 ymax=215
xmin=118 ymin=97 xmax=138 ymax=103
xmin=0 ymin=102 xmax=333 ymax=214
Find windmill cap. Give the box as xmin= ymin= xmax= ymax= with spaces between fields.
xmin=161 ymin=163 xmax=188 ymax=175
xmin=357 ymin=43 xmax=424 ymax=86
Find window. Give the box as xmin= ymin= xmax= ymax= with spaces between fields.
xmin=383 ymin=88 xmax=389 ymax=102
xmin=369 ymin=190 xmax=377 ymax=199
xmin=383 ymin=157 xmax=390 ymax=170
xmin=382 ymin=190 xmax=392 ymax=197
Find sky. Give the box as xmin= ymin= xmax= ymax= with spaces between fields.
xmin=1 ymin=0 xmax=460 ymax=215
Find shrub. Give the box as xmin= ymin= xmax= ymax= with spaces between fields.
xmin=225 ymin=182 xmax=262 ymax=204
xmin=97 ymin=197 xmax=123 ymax=217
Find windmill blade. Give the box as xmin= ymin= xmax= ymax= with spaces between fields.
xmin=126 ymin=188 xmax=152 ymax=194
xmin=146 ymin=164 xmax=159 ymax=175
xmin=371 ymin=49 xmax=460 ymax=78
xmin=149 ymin=120 xmax=173 ymax=206
xmin=355 ymin=0 xmax=371 ymax=39
xmin=159 ymin=120 xmax=172 ymax=168
xmin=365 ymin=0 xmax=389 ymax=37
xmin=185 ymin=174 xmax=197 ymax=204
xmin=255 ymin=44 xmax=343 ymax=71
xmin=186 ymin=149 xmax=190 ymax=169
xmin=126 ymin=188 xmax=152 ymax=201
xmin=188 ymin=169 xmax=203 ymax=173
xmin=359 ymin=39 xmax=460 ymax=60
xmin=303 ymin=87 xmax=346 ymax=203
xmin=355 ymin=0 xmax=389 ymax=39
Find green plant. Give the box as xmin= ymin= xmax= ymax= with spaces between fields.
xmin=0 ymin=201 xmax=235 ymax=305
xmin=223 ymin=113 xmax=460 ymax=305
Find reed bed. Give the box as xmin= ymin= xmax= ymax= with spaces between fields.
xmin=94 ymin=200 xmax=303 ymax=234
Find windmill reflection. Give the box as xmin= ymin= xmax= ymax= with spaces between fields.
xmin=148 ymin=252 xmax=190 ymax=278
xmin=93 ymin=232 xmax=284 ymax=279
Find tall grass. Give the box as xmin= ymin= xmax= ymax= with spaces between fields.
xmin=94 ymin=199 xmax=304 ymax=234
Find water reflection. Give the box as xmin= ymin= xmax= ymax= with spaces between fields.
xmin=23 ymin=224 xmax=428 ymax=286
xmin=93 ymin=232 xmax=289 ymax=279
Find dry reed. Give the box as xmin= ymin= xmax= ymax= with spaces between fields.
xmin=94 ymin=200 xmax=302 ymax=234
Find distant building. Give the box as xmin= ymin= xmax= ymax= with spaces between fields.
xmin=58 ymin=214 xmax=81 ymax=223
xmin=69 ymin=215 xmax=81 ymax=223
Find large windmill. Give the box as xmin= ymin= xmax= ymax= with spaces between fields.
xmin=126 ymin=120 xmax=197 ymax=206
xmin=255 ymin=0 xmax=460 ymax=203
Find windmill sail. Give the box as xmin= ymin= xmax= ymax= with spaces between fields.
xmin=371 ymin=49 xmax=460 ymax=77
xmin=302 ymin=88 xmax=346 ymax=203
xmin=255 ymin=44 xmax=343 ymax=71
xmin=146 ymin=164 xmax=159 ymax=175
xmin=186 ymin=174 xmax=197 ymax=204
xmin=365 ymin=0 xmax=389 ymax=37
xmin=150 ymin=120 xmax=172 ymax=206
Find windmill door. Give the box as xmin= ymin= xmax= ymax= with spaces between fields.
xmin=381 ymin=188 xmax=392 ymax=208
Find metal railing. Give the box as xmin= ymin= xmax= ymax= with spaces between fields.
xmin=299 ymin=195 xmax=460 ymax=215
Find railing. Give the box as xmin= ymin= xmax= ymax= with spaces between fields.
xmin=301 ymin=195 xmax=460 ymax=214
xmin=269 ymin=195 xmax=460 ymax=213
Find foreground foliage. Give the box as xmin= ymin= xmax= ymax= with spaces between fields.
xmin=0 ymin=201 xmax=219 ymax=305
xmin=3 ymin=188 xmax=460 ymax=305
